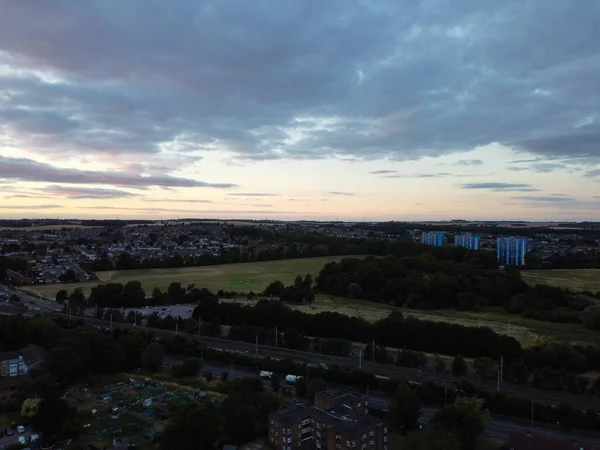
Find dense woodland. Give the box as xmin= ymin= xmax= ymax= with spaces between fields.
xmin=314 ymin=255 xmax=600 ymax=325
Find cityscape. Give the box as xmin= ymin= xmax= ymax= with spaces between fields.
xmin=1 ymin=2 xmax=600 ymax=450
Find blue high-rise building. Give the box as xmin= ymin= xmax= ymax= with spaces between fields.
xmin=420 ymin=231 xmax=446 ymax=247
xmin=497 ymin=237 xmax=528 ymax=266
xmin=455 ymin=233 xmax=481 ymax=250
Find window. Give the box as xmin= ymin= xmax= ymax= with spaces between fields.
xmin=362 ymin=434 xmax=367 ymax=440
xmin=369 ymin=431 xmax=374 ymax=437
xmin=384 ymin=437 xmax=387 ymax=443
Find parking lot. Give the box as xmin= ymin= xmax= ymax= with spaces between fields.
xmin=0 ymin=427 xmax=38 ymax=449
xmin=123 ymin=304 xmax=196 ymax=320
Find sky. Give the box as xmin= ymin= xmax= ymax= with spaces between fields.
xmin=0 ymin=0 xmax=599 ymax=222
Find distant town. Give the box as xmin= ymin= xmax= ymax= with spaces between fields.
xmin=0 ymin=218 xmax=598 ymax=287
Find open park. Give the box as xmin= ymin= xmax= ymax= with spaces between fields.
xmin=521 ymin=269 xmax=600 ymax=292
xmin=22 ymin=256 xmax=363 ymax=299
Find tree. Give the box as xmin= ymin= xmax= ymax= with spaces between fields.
xmin=68 ymin=287 xmax=86 ymax=314
xmin=451 ymin=355 xmax=468 ymax=376
xmin=295 ymin=378 xmax=308 ymax=398
xmin=307 ymin=378 xmax=328 ymax=400
xmin=348 ymin=282 xmax=362 ymax=299
xmin=21 ymin=397 xmax=42 ymax=419
xmin=271 ymin=374 xmax=281 ymax=392
xmin=433 ymin=397 xmax=488 ymax=450
xmin=434 ymin=355 xmax=446 ymax=373
xmin=473 ymin=357 xmax=498 ymax=380
xmin=402 ymin=428 xmax=461 ymax=450
xmin=141 ymin=343 xmax=165 ymax=372
xmin=172 ymin=358 xmax=202 ymax=378
xmin=55 ymin=290 xmax=68 ymax=304
xmin=161 ymin=402 xmax=221 ymax=450
xmin=388 ymin=382 xmax=421 ymax=434
xmin=264 ymin=280 xmax=285 ymax=297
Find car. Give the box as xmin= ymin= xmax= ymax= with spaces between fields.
xmin=4 ymin=428 xmax=14 ymax=436
xmin=18 ymin=436 xmax=26 ymax=445
xmin=16 ymin=425 xmax=25 ymax=434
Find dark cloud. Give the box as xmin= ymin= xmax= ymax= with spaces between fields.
xmin=369 ymin=170 xmax=397 ymax=174
xmin=328 ymin=191 xmax=355 ymax=196
xmin=585 ymin=168 xmax=600 ymax=178
xmin=508 ymin=162 xmax=569 ymax=173
xmin=0 ymin=156 xmax=236 ymax=188
xmin=230 ymin=193 xmax=279 ymax=197
xmin=510 ymin=195 xmax=575 ymax=202
xmin=38 ymin=185 xmax=137 ymax=199
xmin=455 ymin=159 xmax=483 ymax=166
xmin=2 ymin=204 xmax=62 ymax=209
xmin=460 ymin=182 xmax=541 ymax=192
xmin=0 ymin=0 xmax=598 ymax=166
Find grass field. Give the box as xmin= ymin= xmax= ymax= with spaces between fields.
xmin=521 ymin=269 xmax=600 ymax=292
xmin=22 ymin=256 xmax=365 ymax=299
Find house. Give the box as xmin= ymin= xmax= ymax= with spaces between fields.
xmin=268 ymin=391 xmax=387 ymax=450
xmin=0 ymin=344 xmax=47 ymax=404
xmin=509 ymin=431 xmax=600 ymax=450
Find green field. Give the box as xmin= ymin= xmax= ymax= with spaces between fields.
xmin=522 ymin=269 xmax=600 ymax=292
xmin=23 ymin=256 xmax=364 ymax=299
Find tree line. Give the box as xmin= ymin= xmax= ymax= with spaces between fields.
xmin=314 ymin=255 xmax=600 ymax=326
xmin=191 ymin=297 xmax=522 ymax=360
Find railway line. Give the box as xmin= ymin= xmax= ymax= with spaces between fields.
xmin=44 ymin=311 xmax=600 ymax=411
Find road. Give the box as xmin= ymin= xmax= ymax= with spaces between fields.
xmin=163 ymin=357 xmax=600 ymax=444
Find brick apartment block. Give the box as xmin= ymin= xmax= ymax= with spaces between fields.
xmin=268 ymin=391 xmax=388 ymax=450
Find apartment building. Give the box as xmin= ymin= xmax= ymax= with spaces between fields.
xmin=454 ymin=233 xmax=481 ymax=250
xmin=497 ymin=237 xmax=528 ymax=266
xmin=268 ymin=391 xmax=387 ymax=450
xmin=0 ymin=344 xmax=46 ymax=404
xmin=420 ymin=231 xmax=446 ymax=247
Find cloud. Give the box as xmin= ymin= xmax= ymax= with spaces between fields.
xmin=328 ymin=191 xmax=355 ymax=196
xmin=2 ymin=204 xmax=61 ymax=209
xmin=144 ymin=199 xmax=213 ymax=203
xmin=38 ymin=185 xmax=138 ymax=199
xmin=510 ymin=195 xmax=575 ymax=202
xmin=0 ymin=0 xmax=598 ymax=166
xmin=585 ymin=168 xmax=600 ymax=178
xmin=230 ymin=192 xmax=279 ymax=197
xmin=460 ymin=182 xmax=541 ymax=192
xmin=508 ymin=161 xmax=568 ymax=173
xmin=0 ymin=156 xmax=236 ymax=188
xmin=455 ymin=159 xmax=484 ymax=166
xmin=384 ymin=172 xmax=452 ymax=178
xmin=78 ymin=206 xmax=296 ymax=214
xmin=369 ymin=170 xmax=397 ymax=175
